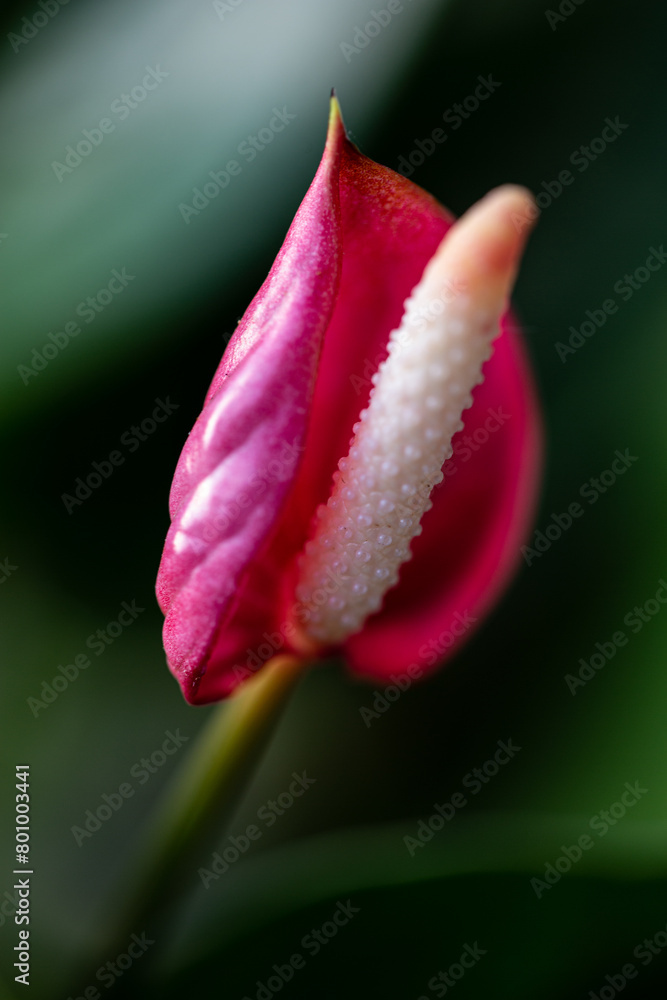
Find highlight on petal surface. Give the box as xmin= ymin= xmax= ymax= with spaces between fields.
xmin=156 ymin=96 xmax=541 ymax=704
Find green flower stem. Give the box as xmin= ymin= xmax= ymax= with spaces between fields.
xmin=73 ymin=654 xmax=307 ymax=994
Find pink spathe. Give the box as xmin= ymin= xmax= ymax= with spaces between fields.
xmin=156 ymin=98 xmax=540 ymax=705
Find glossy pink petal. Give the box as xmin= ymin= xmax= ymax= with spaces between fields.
xmin=156 ymin=109 xmax=345 ymax=702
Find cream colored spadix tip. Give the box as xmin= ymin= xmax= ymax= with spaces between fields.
xmin=294 ymin=186 xmax=537 ymax=644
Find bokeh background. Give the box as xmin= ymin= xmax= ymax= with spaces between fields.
xmin=1 ymin=0 xmax=667 ymax=996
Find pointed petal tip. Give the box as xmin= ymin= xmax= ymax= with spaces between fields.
xmin=327 ymin=91 xmax=346 ymax=148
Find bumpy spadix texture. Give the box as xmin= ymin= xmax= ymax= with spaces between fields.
xmin=295 ymin=187 xmax=533 ymax=644
xmin=156 ymin=97 xmax=540 ymax=704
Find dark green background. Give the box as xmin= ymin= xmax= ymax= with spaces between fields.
xmin=1 ymin=0 xmax=666 ymax=996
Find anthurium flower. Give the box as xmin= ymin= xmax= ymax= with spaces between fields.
xmin=156 ymin=97 xmax=540 ymax=705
